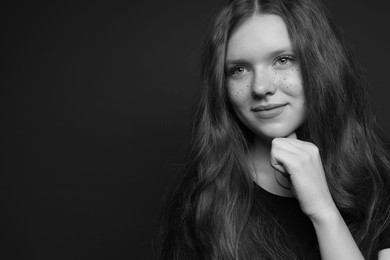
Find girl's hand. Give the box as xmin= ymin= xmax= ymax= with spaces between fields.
xmin=270 ymin=133 xmax=337 ymax=222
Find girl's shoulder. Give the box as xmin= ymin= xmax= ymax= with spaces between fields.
xmin=379 ymin=179 xmax=390 ymax=251
xmin=379 ymin=218 xmax=390 ymax=251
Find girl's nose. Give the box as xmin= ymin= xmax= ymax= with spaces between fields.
xmin=251 ymin=70 xmax=276 ymax=98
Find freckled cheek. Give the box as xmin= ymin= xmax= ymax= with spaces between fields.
xmin=227 ymin=82 xmax=250 ymax=103
xmin=272 ymin=69 xmax=303 ymax=96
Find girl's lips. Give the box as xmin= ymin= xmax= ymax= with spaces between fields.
xmin=252 ymin=104 xmax=287 ymax=119
xmin=252 ymin=103 xmax=287 ymax=111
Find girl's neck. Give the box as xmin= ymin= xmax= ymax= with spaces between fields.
xmin=248 ymin=137 xmax=294 ymax=198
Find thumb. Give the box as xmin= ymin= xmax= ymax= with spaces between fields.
xmin=270 ymin=148 xmax=287 ymax=174
xmin=271 ymin=160 xmax=287 ymax=174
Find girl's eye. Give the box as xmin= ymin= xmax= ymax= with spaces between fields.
xmin=228 ymin=66 xmax=247 ymax=76
xmin=274 ymin=55 xmax=295 ymax=66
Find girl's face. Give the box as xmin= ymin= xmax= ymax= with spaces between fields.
xmin=225 ymin=14 xmax=306 ymax=142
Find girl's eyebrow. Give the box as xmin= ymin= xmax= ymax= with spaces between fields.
xmin=268 ymin=48 xmax=295 ymax=57
xmin=226 ymin=48 xmax=295 ymax=65
xmin=225 ymin=59 xmax=251 ymax=66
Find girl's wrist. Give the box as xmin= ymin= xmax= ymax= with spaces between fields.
xmin=309 ymin=203 xmax=341 ymax=228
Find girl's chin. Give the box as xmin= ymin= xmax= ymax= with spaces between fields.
xmin=255 ymin=131 xmax=292 ymax=140
xmin=253 ymin=130 xmax=295 ymax=142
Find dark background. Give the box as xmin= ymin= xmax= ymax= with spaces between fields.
xmin=2 ymin=1 xmax=390 ymax=259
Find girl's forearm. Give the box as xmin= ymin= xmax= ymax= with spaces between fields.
xmin=312 ymin=207 xmax=365 ymax=260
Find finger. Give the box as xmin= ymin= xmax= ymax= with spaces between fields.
xmin=272 ymin=137 xmax=304 ymax=155
xmin=282 ymin=132 xmax=306 ymax=149
xmin=270 ymin=145 xmax=296 ymax=174
xmin=271 ymin=160 xmax=287 ymax=173
xmin=286 ymin=132 xmax=297 ymax=139
xmin=281 ymin=132 xmax=313 ymax=150
xmin=281 ymin=136 xmax=319 ymax=153
xmin=270 ymin=144 xmax=287 ymax=173
xmin=276 ymin=169 xmax=290 ymax=179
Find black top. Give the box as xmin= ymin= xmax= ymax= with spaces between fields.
xmin=253 ymin=184 xmax=390 ymax=257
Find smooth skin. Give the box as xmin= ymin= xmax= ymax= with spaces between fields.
xmin=226 ymin=14 xmax=389 ymax=259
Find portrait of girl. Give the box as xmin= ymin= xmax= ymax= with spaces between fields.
xmin=158 ymin=0 xmax=390 ymax=259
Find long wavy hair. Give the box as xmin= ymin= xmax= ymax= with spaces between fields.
xmin=158 ymin=0 xmax=390 ymax=259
